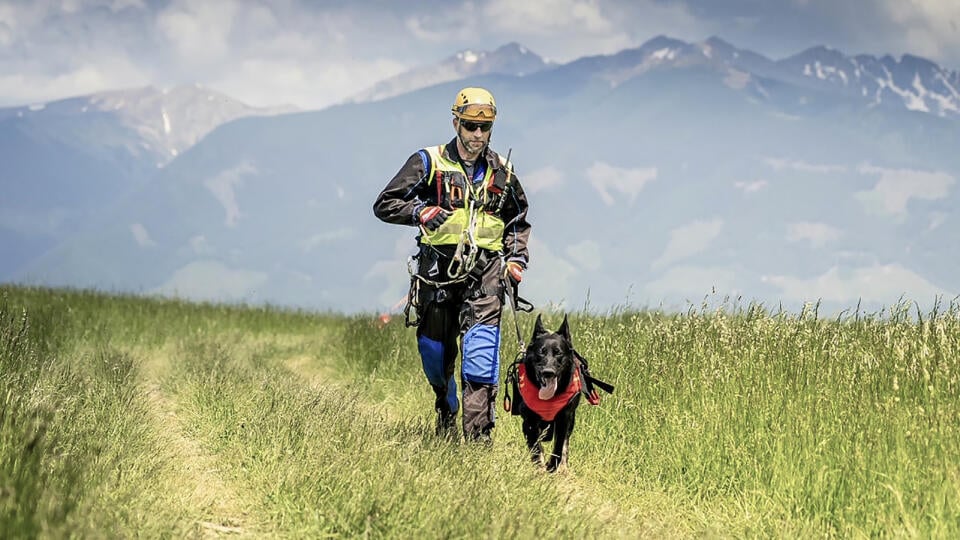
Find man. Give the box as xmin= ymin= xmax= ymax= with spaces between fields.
xmin=373 ymin=87 xmax=531 ymax=443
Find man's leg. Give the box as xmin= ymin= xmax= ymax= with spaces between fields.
xmin=416 ymin=287 xmax=461 ymax=436
xmin=459 ymin=259 xmax=505 ymax=442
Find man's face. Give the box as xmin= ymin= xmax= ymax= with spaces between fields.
xmin=455 ymin=118 xmax=493 ymax=154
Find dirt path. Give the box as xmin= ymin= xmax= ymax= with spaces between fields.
xmin=138 ymin=345 xmax=254 ymax=537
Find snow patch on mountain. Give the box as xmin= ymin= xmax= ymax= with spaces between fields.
xmin=593 ymin=36 xmax=960 ymax=121
xmin=204 ymin=161 xmax=258 ymax=227
xmin=4 ymin=85 xmax=294 ymax=165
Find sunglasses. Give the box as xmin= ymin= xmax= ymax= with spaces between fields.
xmin=460 ymin=120 xmax=493 ymax=132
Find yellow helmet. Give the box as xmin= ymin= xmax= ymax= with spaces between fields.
xmin=451 ymin=87 xmax=497 ymax=121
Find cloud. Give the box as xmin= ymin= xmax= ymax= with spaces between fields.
xmin=734 ymin=179 xmax=768 ymax=193
xmin=652 ymin=218 xmax=724 ymax=269
xmin=673 ymin=0 xmax=960 ymax=69
xmin=156 ymin=1 xmax=237 ymax=65
xmin=189 ymin=235 xmax=212 ymax=255
xmin=153 ymin=259 xmax=268 ymax=302
xmin=645 ymin=264 xmax=738 ymax=299
xmin=0 ymin=1 xmax=409 ymax=109
xmin=521 ymin=234 xmax=580 ymax=309
xmin=762 ymin=264 xmax=952 ymax=305
xmin=209 ymin=56 xmax=405 ymax=112
xmin=522 ymin=166 xmax=565 ymax=195
xmin=786 ymin=221 xmax=841 ymax=248
xmin=879 ymin=0 xmax=960 ymax=66
xmin=565 ymin=240 xmax=602 ymax=271
xmin=587 ymin=161 xmax=657 ymax=206
xmin=129 ymin=223 xmax=155 ymax=247
xmin=764 ymin=157 xmax=847 ymax=174
xmin=404 ymin=0 xmax=702 ymax=63
xmin=0 ymin=207 xmax=68 ymax=236
xmin=485 ymin=0 xmax=616 ymax=34
xmin=365 ymin=258 xmax=413 ymax=309
xmin=300 ymin=229 xmax=356 ymax=253
xmin=0 ymin=58 xmax=152 ymax=106
xmin=928 ymin=211 xmax=948 ymax=232
xmin=4 ymin=0 xmax=960 ymax=110
xmin=855 ymin=164 xmax=954 ymax=219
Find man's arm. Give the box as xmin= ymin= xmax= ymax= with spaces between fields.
xmin=501 ymin=170 xmax=531 ymax=267
xmin=373 ymin=152 xmax=430 ymax=226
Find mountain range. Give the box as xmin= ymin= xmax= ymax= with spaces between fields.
xmin=3 ymin=36 xmax=958 ymax=314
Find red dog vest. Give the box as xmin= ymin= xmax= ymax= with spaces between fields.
xmin=517 ymin=363 xmax=582 ymax=421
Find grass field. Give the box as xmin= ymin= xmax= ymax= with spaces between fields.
xmin=2 ymin=284 xmax=959 ymax=538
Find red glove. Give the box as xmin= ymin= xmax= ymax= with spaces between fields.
xmin=418 ymin=206 xmax=450 ymax=231
xmin=504 ymin=261 xmax=524 ymax=284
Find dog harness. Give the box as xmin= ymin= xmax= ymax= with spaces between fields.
xmin=502 ymin=351 xmax=615 ymax=419
xmin=516 ymin=363 xmax=583 ymax=422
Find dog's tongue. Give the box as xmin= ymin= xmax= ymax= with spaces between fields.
xmin=539 ymin=378 xmax=558 ymax=400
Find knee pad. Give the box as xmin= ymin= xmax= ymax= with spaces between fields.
xmin=461 ymin=323 xmax=500 ymax=384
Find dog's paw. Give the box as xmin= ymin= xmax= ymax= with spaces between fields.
xmin=545 ymin=456 xmax=568 ymax=474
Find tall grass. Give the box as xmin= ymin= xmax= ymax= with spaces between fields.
xmin=1 ymin=289 xmax=185 ymax=536
xmin=2 ymin=284 xmax=959 ymax=537
xmin=556 ymin=298 xmax=960 ymax=536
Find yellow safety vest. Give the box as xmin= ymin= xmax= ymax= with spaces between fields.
xmin=420 ymin=145 xmax=512 ymax=252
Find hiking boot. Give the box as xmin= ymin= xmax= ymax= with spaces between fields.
xmin=465 ymin=429 xmax=493 ymax=448
xmin=435 ymin=409 xmax=458 ymax=439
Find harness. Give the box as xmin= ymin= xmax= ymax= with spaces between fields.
xmin=403 ymin=146 xmax=517 ymax=327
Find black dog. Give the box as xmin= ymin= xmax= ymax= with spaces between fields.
xmin=517 ymin=314 xmax=583 ymax=472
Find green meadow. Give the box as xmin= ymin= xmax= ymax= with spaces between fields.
xmin=2 ymin=284 xmax=959 ymax=538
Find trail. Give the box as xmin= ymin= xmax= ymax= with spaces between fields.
xmin=138 ymin=345 xmax=255 ymax=537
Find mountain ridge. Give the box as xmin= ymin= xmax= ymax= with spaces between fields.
xmin=5 ymin=36 xmax=959 ymax=314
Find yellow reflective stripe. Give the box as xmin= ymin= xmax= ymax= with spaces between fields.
xmin=420 ymin=209 xmax=505 ymax=250
xmin=420 ymin=145 xmax=505 ymax=251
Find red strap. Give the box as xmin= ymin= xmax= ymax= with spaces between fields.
xmin=420 ymin=206 xmax=442 ymax=221
xmin=517 ymin=364 xmax=582 ymax=422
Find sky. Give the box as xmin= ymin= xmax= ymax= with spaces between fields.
xmin=1 ymin=0 xmax=959 ymax=110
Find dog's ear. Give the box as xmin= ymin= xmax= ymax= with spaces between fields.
xmin=532 ymin=313 xmax=547 ymax=340
xmin=558 ymin=314 xmax=572 ymax=345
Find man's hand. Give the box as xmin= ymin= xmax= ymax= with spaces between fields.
xmin=418 ymin=206 xmax=451 ymax=231
xmin=504 ymin=260 xmax=524 ymax=284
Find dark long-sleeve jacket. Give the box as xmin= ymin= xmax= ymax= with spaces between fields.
xmin=374 ymin=139 xmax=531 ymax=266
